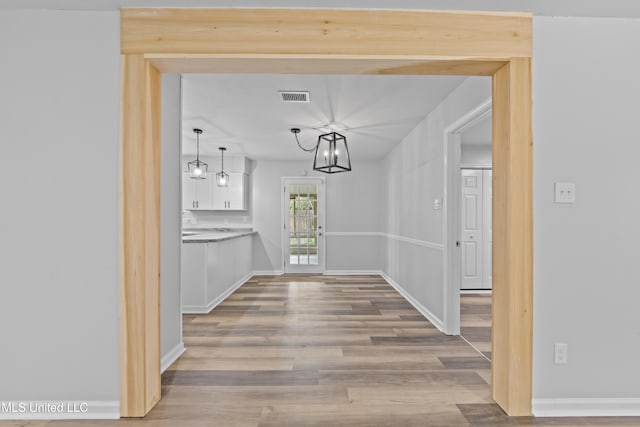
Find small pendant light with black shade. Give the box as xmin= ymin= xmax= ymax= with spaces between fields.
xmin=188 ymin=128 xmax=208 ymax=179
xmin=216 ymin=147 xmax=229 ymax=187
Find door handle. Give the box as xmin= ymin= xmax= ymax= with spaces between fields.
xmin=456 ymin=241 xmax=460 ymax=247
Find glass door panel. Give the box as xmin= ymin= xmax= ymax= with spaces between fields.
xmin=284 ymin=179 xmax=324 ymax=273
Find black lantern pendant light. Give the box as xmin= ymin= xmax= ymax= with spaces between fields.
xmin=313 ymin=131 xmax=351 ymax=173
xmin=290 ymin=127 xmax=352 ymax=174
xmin=188 ymin=128 xmax=208 ymax=179
xmin=216 ymin=147 xmax=229 ymax=187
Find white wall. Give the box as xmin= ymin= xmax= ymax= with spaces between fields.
xmin=381 ymin=77 xmax=491 ymax=323
xmin=0 ymin=10 xmax=120 ymax=415
xmin=2 ymin=6 xmax=639 ymax=419
xmin=160 ymin=74 xmax=184 ymax=371
xmin=532 ymin=16 xmax=640 ymax=412
xmin=461 ymin=144 xmax=492 ymax=165
xmin=252 ymin=160 xmax=382 ymax=273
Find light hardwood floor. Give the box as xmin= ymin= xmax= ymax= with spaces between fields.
xmin=4 ymin=275 xmax=640 ymax=426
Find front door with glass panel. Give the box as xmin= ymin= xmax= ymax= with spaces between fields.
xmin=284 ymin=178 xmax=325 ymax=274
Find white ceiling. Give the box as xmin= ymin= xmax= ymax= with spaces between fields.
xmin=181 ymin=74 xmax=468 ymax=161
xmin=461 ymin=115 xmax=492 ymax=146
xmin=4 ymin=0 xmax=640 ymax=18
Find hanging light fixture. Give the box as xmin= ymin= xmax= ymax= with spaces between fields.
xmin=290 ymin=127 xmax=352 ymax=174
xmin=216 ymin=147 xmax=229 ymax=187
xmin=313 ymin=131 xmax=351 ymax=174
xmin=188 ymin=128 xmax=208 ymax=179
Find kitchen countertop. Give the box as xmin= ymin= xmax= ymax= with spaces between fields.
xmin=182 ymin=229 xmax=255 ymax=243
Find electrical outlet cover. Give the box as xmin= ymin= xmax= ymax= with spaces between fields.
xmin=554 ymin=182 xmax=576 ymax=203
xmin=554 ymin=343 xmax=568 ymax=364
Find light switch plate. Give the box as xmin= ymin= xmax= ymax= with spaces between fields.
xmin=554 ymin=182 xmax=576 ymax=203
xmin=433 ymin=198 xmax=442 ymax=210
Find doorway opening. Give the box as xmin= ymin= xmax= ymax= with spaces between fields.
xmin=457 ymin=113 xmax=493 ymax=362
xmin=283 ymin=177 xmax=326 ymax=274
xmin=120 ymin=8 xmax=533 ymax=417
xmin=442 ymin=98 xmax=491 ymax=337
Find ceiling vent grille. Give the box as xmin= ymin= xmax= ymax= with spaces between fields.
xmin=279 ymin=91 xmax=310 ymax=103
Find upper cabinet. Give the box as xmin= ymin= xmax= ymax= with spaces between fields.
xmin=212 ymin=172 xmax=248 ymax=210
xmin=182 ymin=155 xmax=251 ymax=211
xmin=182 ymin=172 xmax=213 ymax=210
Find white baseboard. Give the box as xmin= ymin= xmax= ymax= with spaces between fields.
xmin=324 ymin=270 xmax=383 ymax=276
xmin=253 ymin=270 xmax=384 ymax=276
xmin=0 ymin=400 xmax=119 ymax=420
xmin=161 ymin=342 xmax=186 ymax=373
xmin=204 ymin=272 xmax=253 ymax=312
xmin=181 ymin=305 xmax=211 ymax=314
xmin=380 ymin=272 xmax=445 ymax=333
xmin=533 ymin=398 xmax=640 ymax=417
xmin=460 ymin=289 xmax=492 ymax=295
xmin=252 ymin=270 xmax=284 ymax=276
xmin=182 ymin=272 xmax=253 ymax=314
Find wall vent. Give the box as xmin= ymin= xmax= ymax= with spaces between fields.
xmin=279 ymin=91 xmax=310 ymax=103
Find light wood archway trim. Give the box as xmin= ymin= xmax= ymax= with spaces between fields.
xmin=120 ymin=8 xmax=533 ymax=417
xmin=121 ymin=8 xmax=531 ymax=57
xmin=492 ymin=57 xmax=533 ymax=416
xmin=120 ymin=54 xmax=162 ymax=417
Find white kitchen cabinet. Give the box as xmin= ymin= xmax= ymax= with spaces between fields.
xmin=181 ymin=234 xmax=253 ymax=313
xmin=182 ymin=172 xmax=213 ymax=210
xmin=212 ymin=172 xmax=248 ymax=210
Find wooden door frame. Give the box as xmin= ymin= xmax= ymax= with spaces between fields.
xmin=120 ymin=8 xmax=533 ymax=417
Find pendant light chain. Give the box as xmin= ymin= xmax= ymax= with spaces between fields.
xmin=291 ymin=128 xmax=316 ymax=152
xmin=196 ymin=130 xmax=201 ymax=161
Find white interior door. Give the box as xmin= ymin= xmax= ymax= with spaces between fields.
xmin=482 ymin=169 xmax=493 ymax=289
xmin=460 ymin=169 xmax=483 ymax=289
xmin=283 ymin=178 xmax=325 ymax=274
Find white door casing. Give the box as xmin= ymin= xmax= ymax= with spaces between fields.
xmin=442 ymin=98 xmax=491 ymax=334
xmin=483 ymin=169 xmax=493 ymax=289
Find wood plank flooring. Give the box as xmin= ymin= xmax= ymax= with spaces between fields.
xmin=460 ymin=293 xmax=492 ymax=361
xmin=5 ymin=275 xmax=640 ymax=426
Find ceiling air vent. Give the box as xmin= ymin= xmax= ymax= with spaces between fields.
xmin=279 ymin=91 xmax=310 ymax=103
